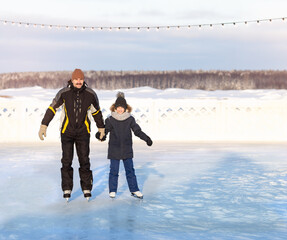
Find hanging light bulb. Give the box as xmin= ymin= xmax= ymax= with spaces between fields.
xmin=66 ymin=26 xmax=69 ymax=30
xmin=146 ymin=27 xmax=150 ymax=31
xmin=90 ymin=27 xmax=95 ymax=31
xmin=33 ymin=24 xmax=37 ymax=28
xmin=18 ymin=22 xmax=22 ymax=27
xmin=25 ymin=23 xmax=29 ymax=28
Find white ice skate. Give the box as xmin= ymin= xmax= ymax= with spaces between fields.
xmin=109 ymin=192 xmax=116 ymax=198
xmin=131 ymin=191 xmax=143 ymax=199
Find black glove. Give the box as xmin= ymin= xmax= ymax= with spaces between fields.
xmin=146 ymin=137 xmax=153 ymax=146
xmin=96 ymin=132 xmax=106 ymax=141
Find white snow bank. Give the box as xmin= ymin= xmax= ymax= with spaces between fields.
xmin=1 ymin=86 xmax=287 ymax=142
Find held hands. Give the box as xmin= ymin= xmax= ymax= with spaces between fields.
xmin=146 ymin=136 xmax=153 ymax=146
xmin=38 ymin=124 xmax=47 ymax=140
xmin=96 ymin=128 xmax=106 ymax=141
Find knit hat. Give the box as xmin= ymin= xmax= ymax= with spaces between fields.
xmin=72 ymin=69 xmax=84 ymax=80
xmin=115 ymin=92 xmax=127 ymax=110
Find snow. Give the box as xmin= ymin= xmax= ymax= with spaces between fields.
xmin=0 ymin=142 xmax=287 ymax=239
xmin=1 ymin=86 xmax=287 ymax=101
xmin=1 ymin=86 xmax=287 ymax=142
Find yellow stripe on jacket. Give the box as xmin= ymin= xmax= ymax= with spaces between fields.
xmin=84 ymin=113 xmax=90 ymax=133
xmin=61 ymin=102 xmax=69 ymax=133
xmin=92 ymin=109 xmax=100 ymax=115
xmin=49 ymin=106 xmax=56 ymax=115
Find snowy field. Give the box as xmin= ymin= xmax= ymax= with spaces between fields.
xmin=0 ymin=142 xmax=287 ymax=240
xmin=1 ymin=87 xmax=287 ymax=142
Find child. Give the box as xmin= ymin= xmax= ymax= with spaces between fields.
xmin=96 ymin=92 xmax=152 ymax=199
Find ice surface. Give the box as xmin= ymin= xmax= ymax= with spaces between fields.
xmin=0 ymin=142 xmax=287 ymax=239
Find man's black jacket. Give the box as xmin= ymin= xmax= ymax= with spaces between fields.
xmin=41 ymin=81 xmax=104 ymax=134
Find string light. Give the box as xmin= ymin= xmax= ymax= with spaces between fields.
xmin=0 ymin=17 xmax=285 ymax=32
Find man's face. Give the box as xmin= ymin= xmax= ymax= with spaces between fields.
xmin=72 ymin=78 xmax=84 ymax=88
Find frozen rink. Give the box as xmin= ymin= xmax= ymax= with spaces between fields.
xmin=0 ymin=141 xmax=287 ymax=240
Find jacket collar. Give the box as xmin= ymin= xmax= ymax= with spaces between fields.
xmin=67 ymin=80 xmax=87 ymax=92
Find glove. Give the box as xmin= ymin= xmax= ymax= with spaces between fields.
xmin=38 ymin=124 xmax=47 ymax=140
xmin=98 ymin=128 xmax=105 ymax=140
xmin=146 ymin=137 xmax=153 ymax=146
xmin=96 ymin=129 xmax=106 ymax=142
xmin=96 ymin=132 xmax=106 ymax=141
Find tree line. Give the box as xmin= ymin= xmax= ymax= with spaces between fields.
xmin=0 ymin=70 xmax=287 ymax=90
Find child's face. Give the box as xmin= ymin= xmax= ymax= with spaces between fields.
xmin=116 ymin=106 xmax=125 ymax=114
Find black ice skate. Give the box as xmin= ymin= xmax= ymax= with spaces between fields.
xmin=83 ymin=190 xmax=92 ymax=201
xmin=63 ymin=190 xmax=71 ymax=202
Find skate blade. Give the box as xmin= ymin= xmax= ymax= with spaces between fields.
xmin=86 ymin=197 xmax=90 ymax=201
xmin=65 ymin=198 xmax=70 ymax=202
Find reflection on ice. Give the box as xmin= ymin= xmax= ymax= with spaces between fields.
xmin=0 ymin=142 xmax=287 ymax=239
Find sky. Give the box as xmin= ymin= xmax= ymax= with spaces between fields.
xmin=0 ymin=0 xmax=287 ymax=73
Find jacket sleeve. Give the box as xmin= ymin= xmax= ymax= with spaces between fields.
xmin=130 ymin=117 xmax=149 ymax=141
xmin=104 ymin=117 xmax=112 ymax=136
xmin=89 ymin=88 xmax=105 ymax=128
xmin=41 ymin=89 xmax=65 ymax=126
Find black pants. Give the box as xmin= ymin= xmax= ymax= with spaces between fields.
xmin=61 ymin=131 xmax=92 ymax=191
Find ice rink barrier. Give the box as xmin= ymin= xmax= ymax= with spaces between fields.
xmin=1 ymin=98 xmax=287 ymax=142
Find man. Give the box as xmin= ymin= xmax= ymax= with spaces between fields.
xmin=38 ymin=68 xmax=105 ymax=201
